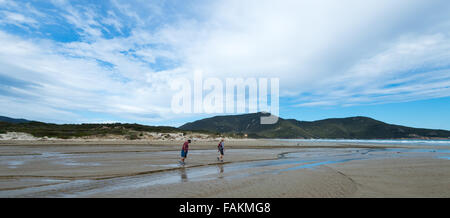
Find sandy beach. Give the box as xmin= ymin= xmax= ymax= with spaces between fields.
xmin=0 ymin=139 xmax=449 ymax=197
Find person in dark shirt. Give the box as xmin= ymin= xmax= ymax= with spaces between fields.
xmin=217 ymin=139 xmax=224 ymax=162
xmin=179 ymin=139 xmax=191 ymax=165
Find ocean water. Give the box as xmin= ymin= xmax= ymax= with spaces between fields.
xmin=271 ymin=138 xmax=450 ymax=146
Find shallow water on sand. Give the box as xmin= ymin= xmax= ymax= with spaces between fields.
xmin=274 ymin=138 xmax=450 ymax=146
xmin=0 ymin=147 xmax=448 ymax=197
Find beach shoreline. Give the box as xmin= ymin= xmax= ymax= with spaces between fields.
xmin=1 ymin=139 xmax=449 ymax=197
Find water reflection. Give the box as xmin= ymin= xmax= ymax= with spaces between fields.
xmin=179 ymin=167 xmax=188 ymax=182
xmin=217 ymin=164 xmax=224 ymax=179
xmin=175 ymin=148 xmax=450 ymax=184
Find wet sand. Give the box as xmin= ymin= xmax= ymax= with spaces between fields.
xmin=0 ymin=139 xmax=449 ymax=197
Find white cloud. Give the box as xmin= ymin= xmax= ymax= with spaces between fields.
xmin=0 ymin=31 xmax=176 ymax=123
xmin=1 ymin=0 xmax=450 ymax=124
xmin=149 ymin=0 xmax=450 ymax=106
xmin=294 ymin=33 xmax=450 ymax=106
xmin=0 ymin=11 xmax=38 ymax=27
xmin=0 ymin=0 xmax=17 ymax=7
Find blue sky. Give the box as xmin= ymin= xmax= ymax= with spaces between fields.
xmin=1 ymin=0 xmax=450 ymax=130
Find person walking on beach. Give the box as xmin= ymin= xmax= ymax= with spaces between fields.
xmin=217 ymin=139 xmax=225 ymax=162
xmin=179 ymin=139 xmax=191 ymax=166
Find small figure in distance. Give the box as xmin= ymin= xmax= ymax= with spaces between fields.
xmin=217 ymin=139 xmax=224 ymax=162
xmin=179 ymin=139 xmax=191 ymax=166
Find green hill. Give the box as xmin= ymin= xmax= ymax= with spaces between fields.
xmin=2 ymin=113 xmax=450 ymax=139
xmin=0 ymin=116 xmax=32 ymax=124
xmin=0 ymin=121 xmax=191 ymax=139
xmin=180 ymin=112 xmax=450 ymax=139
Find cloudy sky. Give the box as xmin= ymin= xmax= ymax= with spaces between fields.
xmin=1 ymin=0 xmax=450 ymax=129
